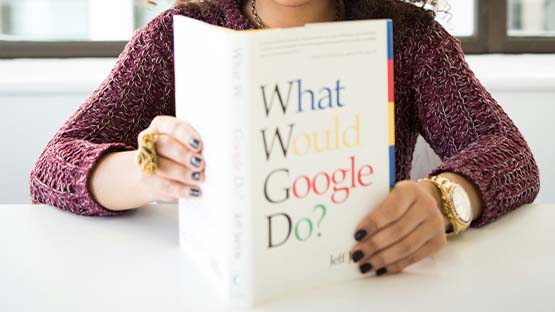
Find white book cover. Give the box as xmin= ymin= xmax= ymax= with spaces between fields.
xmin=174 ymin=15 xmax=395 ymax=306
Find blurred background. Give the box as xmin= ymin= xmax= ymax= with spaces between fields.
xmin=0 ymin=0 xmax=553 ymax=204
xmin=1 ymin=0 xmax=554 ymax=42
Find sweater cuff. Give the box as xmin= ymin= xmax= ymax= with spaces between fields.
xmin=427 ymin=134 xmax=539 ymax=228
xmin=30 ymin=140 xmax=135 ymax=216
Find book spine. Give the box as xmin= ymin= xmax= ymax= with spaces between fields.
xmin=174 ymin=16 xmax=232 ymax=299
xmin=228 ymin=34 xmax=252 ymax=305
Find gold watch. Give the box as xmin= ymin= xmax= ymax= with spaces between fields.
xmin=419 ymin=175 xmax=472 ymax=236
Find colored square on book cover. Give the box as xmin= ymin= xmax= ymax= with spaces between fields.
xmin=389 ymin=145 xmax=396 ymax=189
xmin=388 ymin=101 xmax=395 ymax=146
xmin=388 ymin=60 xmax=394 ymax=102
xmin=387 ymin=20 xmax=393 ymax=60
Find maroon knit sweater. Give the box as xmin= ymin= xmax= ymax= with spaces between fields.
xmin=29 ymin=0 xmax=540 ymax=227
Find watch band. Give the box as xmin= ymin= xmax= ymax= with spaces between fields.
xmin=418 ymin=176 xmax=471 ymax=236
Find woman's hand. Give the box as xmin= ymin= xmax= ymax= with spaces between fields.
xmin=350 ymin=180 xmax=448 ymax=276
xmin=137 ymin=115 xmax=206 ymax=203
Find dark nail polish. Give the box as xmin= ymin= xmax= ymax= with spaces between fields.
xmin=191 ymin=156 xmax=202 ymax=168
xmin=189 ymin=188 xmax=201 ymax=197
xmin=192 ymin=172 xmax=201 ymax=181
xmin=360 ymin=263 xmax=373 ymax=274
xmin=354 ymin=229 xmax=367 ymax=241
xmin=190 ymin=138 xmax=200 ymax=149
xmin=351 ymin=250 xmax=364 ymax=263
xmin=376 ymin=267 xmax=387 ymax=276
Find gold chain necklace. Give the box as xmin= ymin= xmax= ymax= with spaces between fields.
xmin=250 ymin=0 xmax=346 ymax=29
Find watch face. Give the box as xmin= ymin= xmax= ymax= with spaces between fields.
xmin=451 ymin=185 xmax=472 ymax=223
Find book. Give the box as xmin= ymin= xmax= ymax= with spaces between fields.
xmin=174 ymin=15 xmax=395 ymax=306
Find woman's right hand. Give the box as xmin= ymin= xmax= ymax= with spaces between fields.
xmin=137 ymin=115 xmax=206 ymax=203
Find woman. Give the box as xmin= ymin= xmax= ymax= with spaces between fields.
xmin=29 ymin=0 xmax=540 ymax=276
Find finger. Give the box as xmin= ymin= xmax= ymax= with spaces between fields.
xmin=384 ymin=233 xmax=447 ymax=274
xmin=158 ymin=198 xmax=179 ymax=204
xmin=354 ymin=181 xmax=418 ymax=241
xmin=155 ymin=135 xmax=206 ymax=171
xmin=350 ymin=202 xmax=427 ymax=262
xmin=156 ymin=156 xmax=205 ymax=185
xmin=143 ymin=174 xmax=202 ymax=200
xmin=144 ymin=115 xmax=203 ymax=152
xmin=358 ymin=219 xmax=440 ymax=273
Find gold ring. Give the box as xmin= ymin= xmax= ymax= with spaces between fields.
xmin=137 ymin=132 xmax=160 ymax=176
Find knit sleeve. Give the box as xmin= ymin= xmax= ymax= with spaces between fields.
xmin=29 ymin=8 xmax=181 ymax=216
xmin=412 ymin=21 xmax=540 ymax=227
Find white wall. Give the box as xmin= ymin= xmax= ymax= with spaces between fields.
xmin=0 ymin=55 xmax=554 ymax=204
xmin=0 ymin=59 xmax=114 ymax=204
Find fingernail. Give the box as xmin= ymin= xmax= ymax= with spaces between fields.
xmin=189 ymin=188 xmax=201 ymax=197
xmin=190 ymin=138 xmax=200 ymax=149
xmin=192 ymin=172 xmax=201 ymax=181
xmin=376 ymin=267 xmax=387 ymax=276
xmin=191 ymin=156 xmax=202 ymax=168
xmin=351 ymin=250 xmax=364 ymax=263
xmin=354 ymin=229 xmax=367 ymax=241
xmin=360 ymin=263 xmax=373 ymax=274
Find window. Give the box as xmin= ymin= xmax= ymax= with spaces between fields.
xmin=508 ymin=0 xmax=555 ymax=36
xmin=0 ymin=0 xmax=173 ymax=40
xmin=0 ymin=0 xmax=174 ymax=57
xmin=0 ymin=0 xmax=554 ymax=58
xmin=490 ymin=0 xmax=555 ymax=53
xmin=436 ymin=0 xmax=555 ymax=53
xmin=436 ymin=0 xmax=476 ymax=37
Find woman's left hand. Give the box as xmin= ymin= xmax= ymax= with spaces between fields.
xmin=350 ymin=180 xmax=448 ymax=276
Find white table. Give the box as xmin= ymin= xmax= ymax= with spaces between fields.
xmin=1 ymin=203 xmax=554 ymax=312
